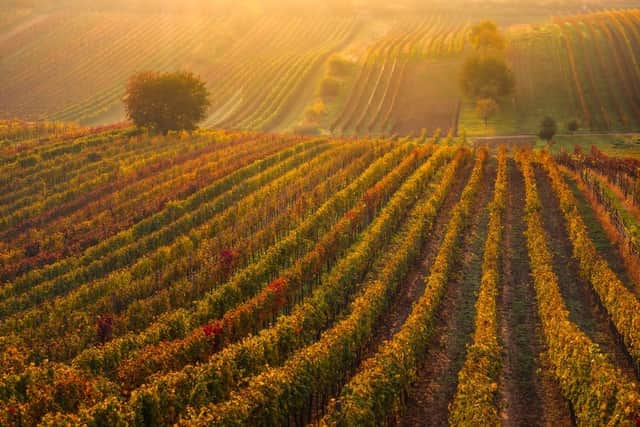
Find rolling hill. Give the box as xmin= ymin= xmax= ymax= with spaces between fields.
xmin=4 ymin=3 xmax=640 ymax=424
xmin=2 ymin=4 xmax=640 ymax=136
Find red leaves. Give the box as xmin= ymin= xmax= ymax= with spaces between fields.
xmin=268 ymin=277 xmax=288 ymax=292
xmin=363 ymin=183 xmax=383 ymax=211
xmin=590 ymin=145 xmax=604 ymax=159
xmin=219 ymin=248 xmax=239 ymax=275
xmin=268 ymin=277 xmax=289 ymax=312
xmin=96 ymin=313 xmax=113 ymax=344
xmin=203 ymin=324 xmax=213 ymax=337
xmin=574 ymin=144 xmax=583 ymax=156
xmin=203 ymin=321 xmax=223 ymax=338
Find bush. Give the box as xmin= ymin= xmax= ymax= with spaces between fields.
xmin=567 ymin=119 xmax=579 ymax=134
xmin=328 ymin=55 xmax=352 ymax=76
xmin=319 ymin=77 xmax=342 ymax=98
xmin=538 ymin=116 xmax=557 ymax=142
xmin=304 ymin=101 xmax=326 ymax=122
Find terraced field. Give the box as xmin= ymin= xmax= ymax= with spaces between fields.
xmin=1 ymin=126 xmax=640 ymax=425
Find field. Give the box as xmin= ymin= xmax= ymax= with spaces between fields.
xmin=466 ymin=9 xmax=640 ymax=136
xmin=4 ymin=1 xmax=640 ymax=425
xmin=0 ymin=125 xmax=639 ymax=425
xmin=3 ymin=4 xmax=640 ymax=136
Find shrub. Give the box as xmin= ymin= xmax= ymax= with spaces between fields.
xmin=304 ymin=101 xmax=326 ymax=122
xmin=328 ymin=55 xmax=352 ymax=76
xmin=319 ymin=77 xmax=342 ymax=98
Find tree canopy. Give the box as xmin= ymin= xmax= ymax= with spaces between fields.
xmin=124 ymin=71 xmax=210 ymax=134
xmin=538 ymin=116 xmax=558 ymax=142
xmin=469 ymin=20 xmax=506 ymax=52
xmin=460 ymin=55 xmax=515 ymax=100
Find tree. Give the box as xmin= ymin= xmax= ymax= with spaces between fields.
xmin=460 ymin=20 xmax=514 ymax=127
xmin=475 ymin=98 xmax=499 ymax=127
xmin=470 ymin=20 xmax=506 ymax=53
xmin=124 ymin=71 xmax=210 ymax=134
xmin=460 ymin=55 xmax=515 ymax=100
xmin=538 ymin=116 xmax=557 ymax=142
xmin=567 ymin=119 xmax=579 ymax=134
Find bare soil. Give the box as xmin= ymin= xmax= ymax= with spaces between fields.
xmin=498 ymin=159 xmax=573 ymax=427
xmin=398 ymin=157 xmax=496 ymax=426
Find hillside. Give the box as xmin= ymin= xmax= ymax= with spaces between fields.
xmin=463 ymin=9 xmax=640 ymax=135
xmin=0 ymin=125 xmax=639 ymax=424
xmin=5 ymin=0 xmax=640 ymax=424
xmin=2 ymin=4 xmax=640 ymax=136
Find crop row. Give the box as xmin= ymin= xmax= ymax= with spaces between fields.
xmin=0 ymin=141 xmax=338 ymax=340
xmin=0 ymin=136 xmax=316 ymax=299
xmin=519 ymin=150 xmax=639 ymax=425
xmin=317 ymin=147 xmax=484 ymax=426
xmin=109 ymin=143 xmax=433 ymax=390
xmin=7 ymin=141 xmax=382 ymax=366
xmin=172 ymin=144 xmax=467 ymax=426
xmin=1 ymin=133 xmax=279 ymax=278
xmin=1 ymin=138 xmax=443 ymax=425
xmin=448 ymin=147 xmax=507 ymax=425
xmin=539 ymin=152 xmax=640 ymax=371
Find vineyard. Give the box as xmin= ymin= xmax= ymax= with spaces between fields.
xmin=4 ymin=0 xmax=640 ymax=424
xmin=479 ymin=8 xmax=640 ymax=135
xmin=3 ymin=5 xmax=640 ymax=136
xmin=0 ymin=124 xmax=639 ymax=426
xmin=328 ymin=16 xmax=469 ymax=136
xmin=0 ymin=7 xmax=471 ymax=135
xmin=0 ymin=10 xmax=356 ymax=128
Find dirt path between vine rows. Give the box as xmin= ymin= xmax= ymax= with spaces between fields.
xmin=534 ymin=165 xmax=638 ymax=382
xmin=498 ymin=159 xmax=573 ymax=427
xmin=398 ymin=156 xmax=496 ymax=427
